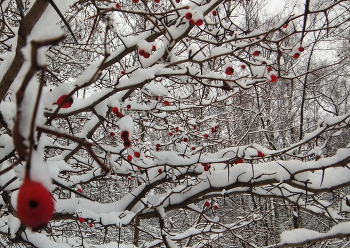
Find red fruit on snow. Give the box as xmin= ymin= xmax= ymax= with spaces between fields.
xmin=116 ymin=3 xmax=120 ymax=8
xmin=183 ymin=137 xmax=188 ymax=142
xmin=257 ymin=151 xmax=265 ymax=157
xmin=225 ymin=67 xmax=234 ymax=75
xmin=203 ymin=165 xmax=210 ymax=171
xmin=196 ymin=19 xmax=203 ymax=26
xmin=270 ymin=74 xmax=278 ymax=83
xmin=17 ymin=178 xmax=55 ymax=230
xmin=139 ymin=49 xmax=146 ymax=56
xmin=79 ymin=217 xmax=84 ymax=223
xmin=56 ymin=95 xmax=73 ymax=108
xmin=193 ymin=125 xmax=197 ymax=129
xmin=298 ymin=47 xmax=304 ymax=52
xmin=241 ymin=65 xmax=246 ymax=69
xmin=213 ymin=205 xmax=218 ymax=210
xmin=124 ymin=139 xmax=132 ymax=148
xmin=283 ymin=24 xmax=288 ymax=28
xmin=143 ymin=52 xmax=150 ymax=59
xmin=112 ymin=107 xmax=119 ymax=113
xmin=127 ymin=155 xmax=132 ymax=161
xmin=267 ymin=66 xmax=273 ymax=72
xmin=132 ymin=0 xmax=139 ymax=3
xmin=120 ymin=131 xmax=130 ymax=140
xmin=253 ymin=51 xmax=260 ymax=56
xmin=116 ymin=112 xmax=124 ymax=118
xmin=127 ymin=104 xmax=131 ymax=109
xmin=154 ymin=0 xmax=160 ymax=3
xmin=121 ymin=71 xmax=125 ymax=75
xmin=191 ymin=147 xmax=196 ymax=150
xmin=156 ymin=144 xmax=161 ymax=148
xmin=77 ymin=189 xmax=82 ymax=193
xmin=189 ymin=19 xmax=195 ymax=25
xmin=156 ymin=147 xmax=160 ymax=151
xmin=293 ymin=53 xmax=300 ymax=59
xmin=127 ymin=177 xmax=132 ymax=180
xmin=110 ymin=132 xmax=115 ymax=137
xmin=185 ymin=12 xmax=192 ymax=20
xmin=212 ymin=10 xmax=217 ymax=16
xmin=151 ymin=45 xmax=156 ymax=52
xmin=203 ymin=134 xmax=209 ymax=138
xmin=158 ymin=169 xmax=162 ymax=174
xmin=168 ymin=132 xmax=173 ymax=136
xmin=134 ymin=152 xmax=140 ymax=158
xmin=164 ymin=100 xmax=170 ymax=106
xmin=204 ymin=201 xmax=210 ymax=207
xmin=89 ymin=223 xmax=94 ymax=227
xmin=176 ymin=0 xmax=180 ymax=2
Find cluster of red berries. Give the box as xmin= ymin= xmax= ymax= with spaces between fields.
xmin=121 ymin=131 xmax=132 ymax=148
xmin=257 ymin=151 xmax=265 ymax=157
xmin=138 ymin=46 xmax=156 ymax=59
xmin=112 ymin=107 xmax=124 ymax=118
xmin=293 ymin=47 xmax=305 ymax=59
xmin=185 ymin=12 xmax=203 ymax=26
xmin=211 ymin=126 xmax=218 ymax=133
xmin=201 ymin=163 xmax=211 ymax=171
xmin=127 ymin=151 xmax=140 ymax=161
xmin=235 ymin=159 xmax=244 ymax=164
xmin=155 ymin=143 xmax=160 ymax=151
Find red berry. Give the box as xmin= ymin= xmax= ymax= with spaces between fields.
xmin=270 ymin=74 xmax=278 ymax=83
xmin=139 ymin=49 xmax=146 ymax=56
xmin=112 ymin=107 xmax=119 ymax=113
xmin=121 ymin=71 xmax=125 ymax=75
xmin=189 ymin=19 xmax=195 ymax=25
xmin=235 ymin=159 xmax=244 ymax=164
xmin=212 ymin=10 xmax=217 ymax=16
xmin=56 ymin=95 xmax=73 ymax=108
xmin=151 ymin=45 xmax=156 ymax=52
xmin=110 ymin=132 xmax=115 ymax=137
xmin=204 ymin=165 xmax=210 ymax=171
xmin=143 ymin=52 xmax=150 ymax=58
xmin=191 ymin=147 xmax=195 ymax=150
xmin=241 ymin=65 xmax=246 ymax=69
xmin=213 ymin=205 xmax=218 ymax=210
xmin=89 ymin=223 xmax=94 ymax=227
xmin=204 ymin=201 xmax=210 ymax=207
xmin=196 ymin=19 xmax=203 ymax=26
xmin=185 ymin=12 xmax=192 ymax=20
xmin=127 ymin=177 xmax=132 ymax=180
xmin=116 ymin=112 xmax=124 ymax=118
xmin=176 ymin=0 xmax=180 ymax=2
xmin=79 ymin=217 xmax=84 ymax=223
xmin=116 ymin=3 xmax=120 ymax=8
xmin=127 ymin=105 xmax=131 ymax=109
xmin=253 ymin=51 xmax=260 ymax=56
xmin=124 ymin=139 xmax=132 ymax=148
xmin=127 ymin=155 xmax=132 ymax=161
xmin=17 ymin=178 xmax=54 ymax=230
xmin=183 ymin=137 xmax=188 ymax=142
xmin=135 ymin=139 xmax=139 ymax=141
xmin=283 ymin=24 xmax=288 ymax=28
xmin=134 ymin=152 xmax=140 ymax=158
xmin=293 ymin=53 xmax=300 ymax=59
xmin=193 ymin=125 xmax=196 ymax=129
xmin=298 ymin=47 xmax=304 ymax=52
xmin=225 ymin=67 xmax=234 ymax=75
xmin=154 ymin=0 xmax=160 ymax=2
xmin=164 ymin=100 xmax=170 ymax=106
xmin=267 ymin=66 xmax=273 ymax=72
xmin=80 ymin=119 xmax=84 ymax=122
xmin=175 ymin=127 xmax=179 ymax=132
xmin=257 ymin=151 xmax=265 ymax=157
xmin=158 ymin=169 xmax=162 ymax=173
xmin=203 ymin=134 xmax=208 ymax=138
xmin=132 ymin=0 xmax=139 ymax=3
xmin=169 ymin=132 xmax=173 ymax=136
xmin=120 ymin=131 xmax=130 ymax=140
xmin=156 ymin=144 xmax=161 ymax=148
xmin=156 ymin=147 xmax=160 ymax=151
xmin=77 ymin=189 xmax=82 ymax=193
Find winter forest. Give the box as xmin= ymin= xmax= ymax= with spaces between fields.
xmin=0 ymin=0 xmax=350 ymax=247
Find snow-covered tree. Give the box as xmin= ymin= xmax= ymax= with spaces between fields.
xmin=0 ymin=0 xmax=350 ymax=247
